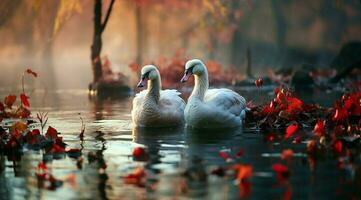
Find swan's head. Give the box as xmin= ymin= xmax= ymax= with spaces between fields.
xmin=137 ymin=65 xmax=160 ymax=88
xmin=181 ymin=59 xmax=206 ymax=83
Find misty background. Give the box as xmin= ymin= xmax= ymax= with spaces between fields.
xmin=0 ymin=0 xmax=360 ymax=90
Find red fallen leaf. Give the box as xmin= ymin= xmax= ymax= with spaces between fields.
xmin=332 ymin=108 xmax=348 ymax=121
xmin=286 ymin=97 xmax=303 ymax=113
xmin=255 ymin=78 xmax=263 ymax=87
xmin=50 ymin=143 xmax=65 ymax=153
xmin=264 ymin=133 xmax=275 ymax=142
xmin=37 ymin=162 xmax=48 ymax=174
xmin=20 ymin=93 xmax=30 ymax=107
xmin=262 ymin=100 xmax=276 ymax=114
xmin=239 ymin=180 xmax=252 ymax=198
xmin=272 ymin=163 xmax=290 ymax=181
xmin=219 ymin=151 xmax=231 ymax=161
xmin=132 ymin=147 xmax=147 ymax=158
xmin=5 ymin=135 xmax=19 ymax=149
xmin=284 ymin=124 xmax=299 ymax=139
xmin=26 ymin=69 xmax=38 ymax=77
xmin=123 ymin=167 xmax=146 ymax=187
xmin=4 ymin=95 xmax=16 ymax=108
xmin=46 ymin=126 xmax=58 ymax=140
xmin=27 ymin=129 xmax=40 ymax=144
xmin=19 ymin=107 xmax=31 ymax=118
xmin=333 ymin=140 xmax=343 ymax=154
xmin=282 ymin=185 xmax=293 ymax=200
xmin=313 ymin=119 xmax=326 ymax=137
xmin=233 ymin=164 xmax=253 ymax=182
xmin=281 ymin=149 xmax=294 ymax=160
xmin=236 ymin=149 xmax=245 ymax=157
xmin=292 ymin=136 xmax=302 ymax=144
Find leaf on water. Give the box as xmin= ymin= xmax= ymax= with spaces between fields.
xmin=281 ymin=149 xmax=294 ymax=160
xmin=11 ymin=121 xmax=27 ymax=133
xmin=284 ymin=123 xmax=299 ymax=139
xmin=46 ymin=126 xmax=59 ymax=140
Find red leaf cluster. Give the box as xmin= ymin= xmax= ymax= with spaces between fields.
xmin=20 ymin=93 xmax=30 ymax=107
xmin=284 ymin=124 xmax=299 ymax=139
xmin=132 ymin=147 xmax=149 ymax=161
xmin=123 ymin=167 xmax=147 ymax=187
xmin=313 ymin=119 xmax=326 ymax=137
xmin=272 ymin=163 xmax=290 ymax=182
xmin=255 ymin=78 xmax=263 ymax=88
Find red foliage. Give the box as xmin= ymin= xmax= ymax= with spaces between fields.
xmin=20 ymin=93 xmax=30 ymax=107
xmin=123 ymin=167 xmax=147 ymax=187
xmin=284 ymin=124 xmax=299 ymax=139
xmin=4 ymin=95 xmax=16 ymax=108
xmin=285 ymin=97 xmax=303 ymax=114
xmin=233 ymin=164 xmax=253 ymax=182
xmin=236 ymin=149 xmax=245 ymax=157
xmin=281 ymin=149 xmax=294 ymax=160
xmin=313 ymin=119 xmax=326 ymax=137
xmin=132 ymin=147 xmax=149 ymax=161
xmin=255 ymin=78 xmax=263 ymax=87
xmin=272 ymin=163 xmax=290 ymax=181
xmin=219 ymin=151 xmax=232 ymax=161
xmin=333 ymin=140 xmax=343 ymax=154
xmin=45 ymin=126 xmax=59 ymax=140
xmin=50 ymin=144 xmax=65 ymax=153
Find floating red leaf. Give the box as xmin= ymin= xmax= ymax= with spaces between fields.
xmin=50 ymin=143 xmax=65 ymax=153
xmin=313 ymin=119 xmax=326 ymax=137
xmin=272 ymin=163 xmax=290 ymax=181
xmin=46 ymin=126 xmax=58 ymax=140
xmin=233 ymin=164 xmax=253 ymax=182
xmin=255 ymin=78 xmax=263 ymax=87
xmin=123 ymin=167 xmax=146 ymax=187
xmin=284 ymin=124 xmax=299 ymax=139
xmin=20 ymin=93 xmax=30 ymax=107
xmin=219 ymin=151 xmax=231 ymax=161
xmin=333 ymin=140 xmax=343 ymax=154
xmin=286 ymin=97 xmax=303 ymax=113
xmin=281 ymin=149 xmax=294 ymax=160
xmin=132 ymin=147 xmax=149 ymax=161
xmin=26 ymin=69 xmax=38 ymax=77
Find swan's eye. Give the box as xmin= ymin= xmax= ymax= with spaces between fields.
xmin=185 ymin=66 xmax=194 ymax=75
xmin=142 ymin=71 xmax=150 ymax=79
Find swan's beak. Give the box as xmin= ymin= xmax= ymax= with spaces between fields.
xmin=137 ymin=78 xmax=146 ymax=88
xmin=181 ymin=73 xmax=191 ymax=83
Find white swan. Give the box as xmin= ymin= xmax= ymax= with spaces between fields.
xmin=131 ymin=65 xmax=185 ymax=127
xmin=180 ymin=59 xmax=246 ymax=128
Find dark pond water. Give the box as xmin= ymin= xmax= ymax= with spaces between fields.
xmin=0 ymin=87 xmax=356 ymax=200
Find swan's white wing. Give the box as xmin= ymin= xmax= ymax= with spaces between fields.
xmin=204 ymin=88 xmax=246 ymax=117
xmin=159 ymin=89 xmax=186 ymax=111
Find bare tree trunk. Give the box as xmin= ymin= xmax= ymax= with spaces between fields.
xmin=135 ymin=4 xmax=147 ymax=65
xmin=91 ymin=0 xmax=103 ymax=83
xmin=91 ymin=0 xmax=115 ymax=83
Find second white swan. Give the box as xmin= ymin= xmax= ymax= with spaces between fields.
xmin=180 ymin=59 xmax=246 ymax=128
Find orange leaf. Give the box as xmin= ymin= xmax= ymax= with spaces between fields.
xmin=11 ymin=121 xmax=27 ymax=133
xmin=46 ymin=126 xmax=58 ymax=140
xmin=281 ymin=149 xmax=294 ymax=160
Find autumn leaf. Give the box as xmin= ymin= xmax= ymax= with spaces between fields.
xmin=132 ymin=147 xmax=149 ymax=161
xmin=313 ymin=119 xmax=326 ymax=137
xmin=50 ymin=143 xmax=65 ymax=153
xmin=4 ymin=95 xmax=16 ymax=108
xmin=219 ymin=151 xmax=232 ymax=161
xmin=26 ymin=69 xmax=38 ymax=77
xmin=255 ymin=78 xmax=263 ymax=87
xmin=123 ymin=167 xmax=146 ymax=187
xmin=284 ymin=123 xmax=299 ymax=139
xmin=281 ymin=149 xmax=294 ymax=160
xmin=46 ymin=126 xmax=58 ymax=140
xmin=333 ymin=140 xmax=343 ymax=154
xmin=233 ymin=164 xmax=253 ymax=183
xmin=286 ymin=97 xmax=303 ymax=113
xmin=272 ymin=163 xmax=290 ymax=181
xmin=20 ymin=93 xmax=30 ymax=107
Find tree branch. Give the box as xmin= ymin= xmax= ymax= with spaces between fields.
xmin=101 ymin=0 xmax=115 ymax=33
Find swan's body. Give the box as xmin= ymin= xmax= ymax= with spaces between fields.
xmin=181 ymin=59 xmax=246 ymax=128
xmin=132 ymin=65 xmax=185 ymax=127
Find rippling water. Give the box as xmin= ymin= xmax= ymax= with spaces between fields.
xmin=1 ymin=88 xmax=355 ymax=200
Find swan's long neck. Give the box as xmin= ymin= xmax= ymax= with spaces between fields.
xmin=190 ymin=69 xmax=209 ymax=101
xmin=145 ymin=75 xmax=161 ymax=104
